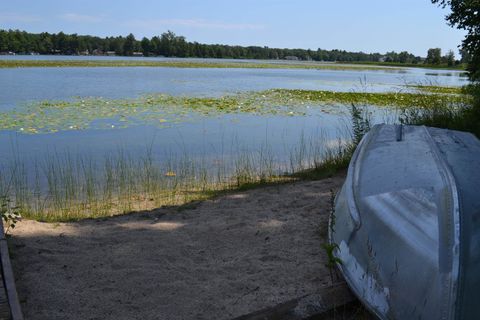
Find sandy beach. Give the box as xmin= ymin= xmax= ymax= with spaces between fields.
xmin=10 ymin=174 xmax=346 ymax=320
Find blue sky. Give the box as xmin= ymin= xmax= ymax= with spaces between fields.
xmin=0 ymin=0 xmax=466 ymax=57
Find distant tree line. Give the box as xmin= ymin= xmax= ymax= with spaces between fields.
xmin=0 ymin=29 xmax=462 ymax=66
xmin=425 ymin=47 xmax=463 ymax=66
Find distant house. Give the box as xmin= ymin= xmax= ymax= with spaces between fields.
xmin=92 ymin=49 xmax=103 ymax=55
xmin=132 ymin=52 xmax=143 ymax=57
xmin=378 ymin=55 xmax=387 ymax=62
xmin=284 ymin=56 xmax=299 ymax=61
xmin=79 ymin=50 xmax=89 ymax=55
xmin=106 ymin=51 xmax=116 ymax=56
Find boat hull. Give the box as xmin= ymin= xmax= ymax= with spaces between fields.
xmin=330 ymin=124 xmax=480 ymax=319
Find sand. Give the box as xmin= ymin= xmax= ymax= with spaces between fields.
xmin=10 ymin=174 xmax=345 ymax=320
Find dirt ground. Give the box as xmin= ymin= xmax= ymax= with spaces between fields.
xmin=10 ymin=174 xmax=346 ymax=320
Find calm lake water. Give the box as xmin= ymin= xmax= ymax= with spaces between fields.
xmin=0 ymin=56 xmax=468 ymax=176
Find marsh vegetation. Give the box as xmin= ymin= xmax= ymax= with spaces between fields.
xmin=0 ymin=55 xmax=471 ymax=221
xmin=0 ymin=132 xmax=353 ymax=221
xmin=0 ymin=82 xmax=469 ymax=221
xmin=0 ymin=88 xmax=468 ymax=134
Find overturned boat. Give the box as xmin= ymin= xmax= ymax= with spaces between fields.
xmin=330 ymin=124 xmax=480 ymax=319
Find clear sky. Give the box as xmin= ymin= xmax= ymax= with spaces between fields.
xmin=0 ymin=0 xmax=466 ymax=57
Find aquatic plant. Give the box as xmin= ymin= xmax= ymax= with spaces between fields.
xmin=406 ymin=85 xmax=463 ymax=94
xmin=350 ymin=103 xmax=371 ymax=145
xmin=0 ymin=88 xmax=468 ymax=134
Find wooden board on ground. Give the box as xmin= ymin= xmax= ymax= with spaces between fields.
xmin=0 ymin=219 xmax=23 ymax=320
xmin=0 ymin=273 xmax=10 ymax=320
xmin=232 ymin=281 xmax=356 ymax=320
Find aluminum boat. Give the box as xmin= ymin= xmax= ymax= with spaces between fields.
xmin=330 ymin=124 xmax=480 ymax=319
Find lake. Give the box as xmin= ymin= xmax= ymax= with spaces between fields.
xmin=0 ymin=56 xmax=468 ymax=190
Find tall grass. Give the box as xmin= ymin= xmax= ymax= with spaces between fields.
xmin=290 ymin=103 xmax=370 ymax=181
xmin=0 ymin=129 xmax=355 ymax=221
xmin=400 ymin=83 xmax=480 ymax=137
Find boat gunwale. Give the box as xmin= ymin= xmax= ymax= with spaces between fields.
xmin=423 ymin=126 xmax=461 ymax=320
xmin=329 ymin=124 xmax=384 ymax=318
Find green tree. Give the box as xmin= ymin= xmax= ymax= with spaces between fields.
xmin=140 ymin=37 xmax=151 ymax=55
xmin=432 ymin=0 xmax=480 ymax=80
xmin=398 ymin=51 xmax=410 ymax=63
xmin=444 ymin=50 xmax=456 ymax=66
xmin=426 ymin=48 xmax=442 ymax=64
xmin=159 ymin=30 xmax=176 ymax=56
xmin=150 ymin=36 xmax=160 ymax=55
xmin=431 ymin=0 xmax=480 ymax=138
xmin=124 ymin=33 xmax=136 ymax=55
xmin=0 ymin=30 xmax=8 ymax=52
xmin=54 ymin=31 xmax=67 ymax=53
xmin=113 ymin=36 xmax=125 ymax=55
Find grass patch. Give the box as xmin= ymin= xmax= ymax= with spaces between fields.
xmin=400 ymin=83 xmax=480 ymax=137
xmin=406 ymin=85 xmax=464 ymax=94
xmin=263 ymin=88 xmax=469 ymax=109
xmin=346 ymin=60 xmax=467 ymax=71
xmin=0 ymin=59 xmax=407 ymax=71
xmin=290 ymin=146 xmax=350 ymax=180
